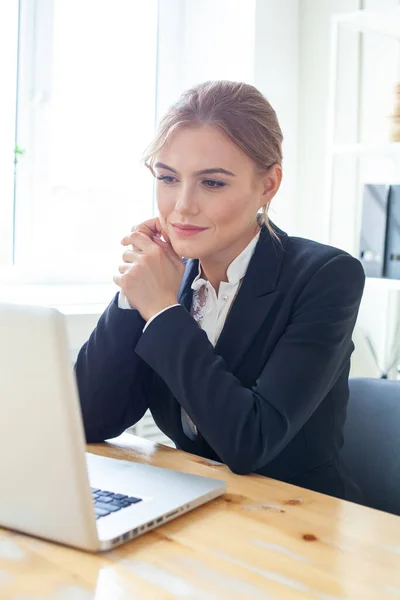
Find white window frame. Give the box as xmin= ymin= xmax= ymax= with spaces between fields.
xmin=1 ymin=0 xmax=160 ymax=286
xmin=0 ymin=1 xmax=19 ymax=270
xmin=0 ymin=0 xmax=256 ymax=296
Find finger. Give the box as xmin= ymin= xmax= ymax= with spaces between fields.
xmin=161 ymin=226 xmax=170 ymax=243
xmin=129 ymin=217 xmax=162 ymax=239
xmin=128 ymin=230 xmax=158 ymax=253
xmin=113 ymin=273 xmax=122 ymax=287
xmin=118 ymin=263 xmax=131 ymax=274
xmin=121 ymin=233 xmax=137 ymax=247
xmin=123 ymin=218 xmax=169 ymax=246
xmin=121 ymin=230 xmax=154 ymax=250
xmin=122 ymin=248 xmax=139 ymax=263
xmin=152 ymin=237 xmax=182 ymax=265
xmin=137 ymin=219 xmax=170 ymax=244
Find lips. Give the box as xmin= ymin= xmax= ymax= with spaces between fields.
xmin=172 ymin=224 xmax=208 ymax=231
xmin=171 ymin=223 xmax=208 ymax=237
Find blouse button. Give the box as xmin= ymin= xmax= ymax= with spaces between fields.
xmin=222 ymin=294 xmax=229 ymax=301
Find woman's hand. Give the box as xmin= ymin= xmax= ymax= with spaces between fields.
xmin=113 ymin=218 xmax=185 ymax=322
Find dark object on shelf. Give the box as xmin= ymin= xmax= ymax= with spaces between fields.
xmin=359 ymin=184 xmax=389 ymax=277
xmin=385 ymin=185 xmax=400 ymax=280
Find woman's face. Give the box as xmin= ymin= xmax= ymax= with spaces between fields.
xmin=154 ymin=125 xmax=281 ymax=261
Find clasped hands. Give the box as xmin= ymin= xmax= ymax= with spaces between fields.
xmin=113 ymin=218 xmax=185 ymax=322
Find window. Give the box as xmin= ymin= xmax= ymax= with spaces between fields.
xmin=0 ymin=1 xmax=19 ymax=267
xmin=2 ymin=0 xmax=256 ymax=287
xmin=6 ymin=0 xmax=158 ymax=283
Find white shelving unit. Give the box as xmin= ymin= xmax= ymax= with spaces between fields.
xmin=325 ymin=6 xmax=400 ymax=379
xmin=332 ymin=142 xmax=400 ymax=157
xmin=325 ymin=5 xmax=400 ymax=249
xmin=333 ymin=6 xmax=400 ymax=40
xmin=365 ymin=277 xmax=400 ymax=292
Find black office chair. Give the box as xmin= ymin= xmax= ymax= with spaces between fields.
xmin=340 ymin=377 xmax=400 ymax=516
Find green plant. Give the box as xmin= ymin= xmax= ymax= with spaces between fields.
xmin=13 ymin=144 xmax=25 ymax=166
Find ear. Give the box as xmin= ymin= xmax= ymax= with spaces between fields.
xmin=259 ymin=164 xmax=282 ymax=206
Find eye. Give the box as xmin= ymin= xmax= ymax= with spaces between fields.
xmin=202 ymin=179 xmax=226 ymax=189
xmin=156 ymin=175 xmax=178 ymax=184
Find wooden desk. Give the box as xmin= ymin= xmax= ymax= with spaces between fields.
xmin=1 ymin=434 xmax=400 ymax=599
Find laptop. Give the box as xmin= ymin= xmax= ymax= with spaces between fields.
xmin=0 ymin=302 xmax=226 ymax=552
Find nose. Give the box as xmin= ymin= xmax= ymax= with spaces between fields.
xmin=174 ymin=183 xmax=199 ymax=216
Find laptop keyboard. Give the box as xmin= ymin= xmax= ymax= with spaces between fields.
xmin=91 ymin=487 xmax=142 ymax=520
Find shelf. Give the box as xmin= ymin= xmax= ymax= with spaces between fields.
xmin=365 ymin=278 xmax=400 ymax=291
xmin=334 ymin=6 xmax=400 ymax=41
xmin=332 ymin=143 xmax=400 ymax=157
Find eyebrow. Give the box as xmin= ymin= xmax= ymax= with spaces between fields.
xmin=154 ymin=162 xmax=235 ymax=177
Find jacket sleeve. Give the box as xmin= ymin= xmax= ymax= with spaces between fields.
xmin=134 ymin=254 xmax=365 ymax=474
xmin=75 ymin=294 xmax=152 ymax=442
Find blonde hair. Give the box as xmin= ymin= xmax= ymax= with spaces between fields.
xmin=144 ymin=80 xmax=283 ymax=236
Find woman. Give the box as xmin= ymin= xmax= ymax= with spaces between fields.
xmin=76 ymin=81 xmax=365 ymax=501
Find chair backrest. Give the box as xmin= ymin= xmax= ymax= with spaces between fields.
xmin=341 ymin=378 xmax=400 ymax=516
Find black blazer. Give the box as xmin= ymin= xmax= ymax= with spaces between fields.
xmin=75 ymin=223 xmax=365 ymax=501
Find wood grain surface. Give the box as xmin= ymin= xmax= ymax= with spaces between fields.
xmin=1 ymin=433 xmax=399 ymax=599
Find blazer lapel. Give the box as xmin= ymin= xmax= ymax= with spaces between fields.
xmin=176 ymin=224 xmax=288 ymax=373
xmin=214 ymin=223 xmax=288 ymax=373
xmin=177 ymin=258 xmax=198 ymax=311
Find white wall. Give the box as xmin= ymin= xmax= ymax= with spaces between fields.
xmin=156 ymin=0 xmax=299 ymax=234
xmin=298 ymin=0 xmax=361 ymax=243
xmin=156 ymin=0 xmax=256 ymax=120
xmin=255 ymin=0 xmax=299 ymax=234
xmin=181 ymin=0 xmax=256 ymax=87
